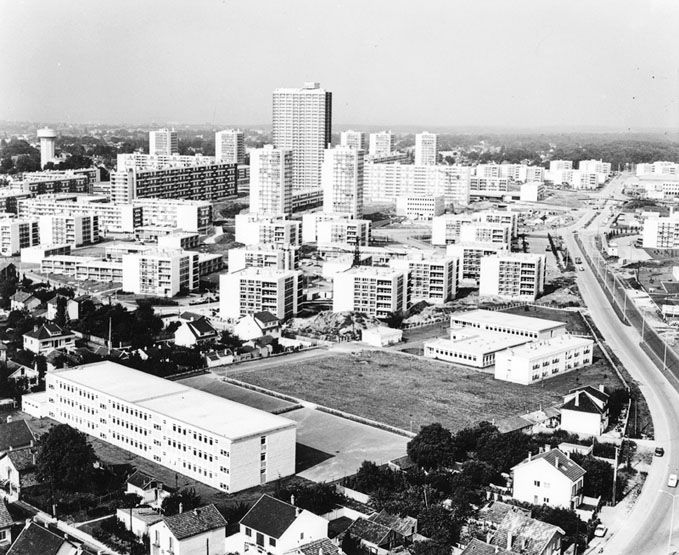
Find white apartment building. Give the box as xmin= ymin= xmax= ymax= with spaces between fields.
xmin=234 ymin=215 xmax=301 ymax=247
xmin=149 ymin=129 xmax=178 ymax=156
xmin=480 ymin=210 xmax=519 ymax=237
xmin=340 ymin=130 xmax=367 ymax=150
xmin=21 ymin=243 xmax=71 ymax=264
xmin=449 ymin=309 xmax=566 ymax=341
xmin=415 ymin=132 xmax=437 ymax=166
xmin=424 ymin=327 xmax=531 ymax=368
xmin=469 ymin=177 xmax=510 ymax=197
xmin=365 ymin=163 xmax=471 ymax=205
xmin=273 ymin=82 xmax=332 ymax=193
xmin=549 ymin=160 xmax=573 ymax=171
xmin=0 ymin=218 xmax=39 ymax=256
xmin=578 ymin=159 xmax=611 ymax=177
xmin=133 ymin=198 xmax=213 ymax=235
xmin=42 ymin=256 xmax=123 ymax=283
xmin=220 ymin=268 xmax=301 ymax=320
xmin=520 ymin=182 xmax=545 ymax=202
xmin=479 ymin=253 xmax=546 ymax=301
xmin=316 ymin=218 xmax=370 ymax=248
xmin=250 ymin=146 xmax=293 ymax=217
xmin=42 ymin=362 xmax=297 ymax=493
xmin=333 ymin=266 xmax=408 ymax=318
xmin=369 ymin=131 xmax=394 ymax=157
xmin=215 ymin=129 xmax=245 ymax=165
xmin=396 ymin=195 xmax=445 ymax=221
xmin=475 ymin=164 xmax=545 ymax=183
xmin=571 ymin=171 xmax=600 ymax=190
xmin=459 ymin=221 xmax=512 ymax=247
xmin=157 ymin=232 xmax=200 ymax=251
xmin=495 ymin=335 xmax=594 ymax=385
xmin=446 ymin=242 xmax=509 ymax=282
xmin=390 ymin=253 xmax=459 ymax=304
xmin=642 ymin=213 xmax=679 ymax=248
xmin=39 ymin=214 xmax=99 ymax=246
xmin=13 ymin=171 xmax=90 ymax=196
xmin=110 ymin=154 xmax=236 ymax=204
xmin=122 ymin=249 xmax=199 ymax=297
xmin=322 ymin=146 xmax=364 ymax=219
xmin=431 ymin=213 xmax=476 ymax=245
xmin=228 ymin=245 xmax=299 ymax=272
xmin=636 ymin=161 xmax=679 ymax=177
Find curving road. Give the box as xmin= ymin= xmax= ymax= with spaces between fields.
xmin=560 ymin=175 xmax=679 ymax=554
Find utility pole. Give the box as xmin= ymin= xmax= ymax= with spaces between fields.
xmin=612 ymin=445 xmax=620 ymax=504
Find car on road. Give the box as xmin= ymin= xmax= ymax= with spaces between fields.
xmin=594 ymin=525 xmax=608 ymax=537
xmin=656 ymin=446 xmax=665 ymax=457
xmin=669 ymin=474 xmax=678 ymax=488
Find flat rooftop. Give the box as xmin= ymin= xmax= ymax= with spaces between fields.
xmin=52 ymin=362 xmax=296 ymax=441
xmin=427 ymin=329 xmax=529 ymax=354
xmin=500 ymin=334 xmax=592 ymax=359
xmin=450 ymin=309 xmax=566 ymax=332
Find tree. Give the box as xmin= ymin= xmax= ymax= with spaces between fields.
xmin=349 ymin=461 xmax=400 ymax=495
xmin=34 ymin=355 xmax=47 ymax=383
xmin=120 ymin=493 xmax=142 ymax=508
xmin=417 ymin=505 xmax=461 ymax=546
xmin=54 ymin=296 xmax=68 ymax=327
xmin=341 ymin=532 xmax=360 ymax=555
xmin=161 ymin=488 xmax=201 ymax=515
xmin=36 ymin=424 xmax=97 ymax=490
xmin=276 ymin=482 xmax=340 ymax=515
xmin=407 ymin=423 xmax=455 ymax=470
xmin=571 ymin=454 xmax=623 ymax=502
xmin=410 ymin=541 xmax=452 ymax=555
xmin=0 ymin=277 xmax=17 ymax=309
xmin=382 ymin=310 xmax=405 ymax=329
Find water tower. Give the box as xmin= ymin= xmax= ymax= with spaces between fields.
xmin=37 ymin=127 xmax=57 ymax=168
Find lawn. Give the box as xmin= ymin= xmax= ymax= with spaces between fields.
xmin=231 ymin=349 xmax=624 ymax=434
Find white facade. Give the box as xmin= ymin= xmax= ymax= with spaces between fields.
xmin=215 ymin=129 xmax=245 ymax=165
xmin=302 ymin=212 xmax=371 ymax=246
xmin=149 ymin=128 xmax=178 ymax=156
xmin=364 ymin=163 xmax=470 ymax=205
xmin=38 ymin=214 xmax=98 ymax=246
xmin=333 ymin=266 xmax=408 ymax=318
xmin=322 ymin=146 xmax=364 ymax=219
xmin=220 ymin=268 xmax=301 ymax=320
xmin=637 ymin=161 xmax=679 ymax=177
xmin=228 ymin=245 xmax=299 ymax=272
xmin=520 ymin=182 xmax=545 ymax=202
xmin=250 ymin=146 xmax=293 ymax=217
xmin=273 ymin=82 xmax=332 ymax=193
xmin=578 ymin=159 xmax=611 ymax=176
xmin=642 ymin=213 xmax=679 ymax=248
xmin=234 ymin=215 xmax=301 ymax=247
xmin=415 ymin=132 xmax=437 ymax=166
xmin=494 ymin=335 xmax=594 ymax=385
xmin=45 ymin=362 xmax=297 ymax=493
xmin=479 ymin=253 xmax=546 ymax=301
xmin=369 ymin=131 xmax=394 ymax=157
xmin=20 ymin=243 xmax=71 ymax=264
xmin=469 ymin=177 xmax=510 ymax=197
xmin=37 ymin=127 xmax=57 ymax=168
xmin=431 ymin=213 xmax=475 ymax=245
xmin=450 ymin=309 xmax=566 ymax=340
xmin=362 ymin=326 xmax=403 ymax=347
xmin=395 ymin=195 xmax=445 ymax=220
xmin=459 ymin=221 xmax=512 ymax=247
xmin=390 ymin=253 xmax=459 ymax=304
xmin=446 ymin=242 xmax=509 ymax=282
xmin=122 ymin=249 xmax=199 ymax=297
xmin=0 ymin=218 xmax=39 ymax=256
xmin=340 ymin=130 xmax=367 ymax=150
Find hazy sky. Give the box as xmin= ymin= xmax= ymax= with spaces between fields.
xmin=1 ymin=0 xmax=678 ymax=130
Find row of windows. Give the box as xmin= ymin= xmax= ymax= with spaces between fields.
xmin=171 ymin=424 xmax=215 ymax=445
xmin=112 ymin=401 xmax=149 ymax=421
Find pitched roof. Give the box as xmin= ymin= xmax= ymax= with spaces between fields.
xmin=475 ymin=501 xmax=531 ymax=528
xmin=462 ymin=538 xmax=516 ymax=555
xmin=240 ymin=495 xmax=298 ymax=539
xmin=126 ymin=469 xmax=157 ymax=490
xmin=490 ymin=512 xmax=564 ymax=555
xmin=496 ymin=415 xmax=533 ymax=434
xmin=562 ymin=392 xmax=605 ymax=415
xmin=0 ymin=499 xmax=13 ymax=529
xmin=0 ymin=420 xmax=35 ymax=453
xmin=389 ymin=455 xmax=416 ymax=471
xmin=5 ymin=448 xmax=37 ymax=472
xmin=254 ymin=311 xmax=279 ymax=324
xmin=7 ymin=522 xmax=73 ymax=555
xmin=161 ymin=504 xmax=226 ymax=540
xmin=347 ymin=517 xmax=392 ymax=546
xmin=291 ymin=538 xmax=342 ymax=555
xmin=514 ymin=448 xmax=586 ymax=482
xmin=23 ymin=323 xmax=72 ymax=340
xmin=11 ymin=291 xmax=34 ymax=304
xmin=369 ymin=510 xmax=417 ymax=537
xmin=179 ymin=311 xmax=204 ymax=322
xmin=186 ymin=318 xmax=217 ymax=338
xmin=569 ymin=385 xmax=609 ymax=403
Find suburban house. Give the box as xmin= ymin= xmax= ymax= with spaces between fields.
xmin=461 ymin=538 xmax=514 ymax=555
xmin=0 ymin=419 xmax=35 ymax=455
xmin=367 ymin=510 xmax=417 ymax=541
xmin=239 ymin=495 xmax=329 ymax=555
xmin=560 ymin=386 xmax=610 ymax=437
xmin=0 ymin=499 xmax=13 ymax=548
xmin=471 ymin=501 xmax=531 ymax=534
xmin=511 ymin=448 xmax=585 ymax=510
xmin=174 ymin=314 xmax=218 ymax=347
xmin=125 ymin=470 xmax=170 ymax=508
xmin=284 ymin=538 xmax=342 ymax=555
xmin=488 ymin=511 xmax=564 ymax=555
xmin=45 ymin=295 xmax=68 ymax=322
xmin=343 ymin=517 xmax=400 ymax=555
xmin=234 ymin=311 xmax=281 ymax=341
xmin=0 ymin=448 xmax=39 ymax=500
xmin=22 ymin=323 xmax=76 ymax=355
xmin=361 ymin=326 xmax=403 ymax=347
xmin=10 ymin=292 xmax=41 ymax=312
xmin=117 ymin=506 xmax=164 ymax=539
xmin=148 ymin=504 xmax=227 ymax=555
xmin=6 ymin=521 xmax=80 ymax=555
xmin=6 ymin=362 xmax=39 ymax=390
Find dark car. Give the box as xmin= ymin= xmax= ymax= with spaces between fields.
xmin=656 ymin=447 xmax=665 ymax=457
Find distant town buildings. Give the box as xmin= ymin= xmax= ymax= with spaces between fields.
xmin=215 ymin=129 xmax=245 ymax=165
xmin=149 ymin=128 xmax=178 ymax=156
xmin=321 ymin=145 xmax=364 ymax=219
xmin=368 ymin=131 xmax=394 ymax=158
xmin=340 ymin=130 xmax=367 ymax=150
xmin=234 ymin=215 xmax=301 ymax=247
xmin=250 ymin=146 xmax=293 ymax=217
xmin=414 ymin=132 xmax=437 ymax=165
xmin=479 ymin=252 xmax=546 ymax=301
xmin=36 ymin=127 xmax=57 ymax=168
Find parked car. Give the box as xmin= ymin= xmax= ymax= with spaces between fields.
xmin=579 ymin=266 xmax=585 ymax=271
xmin=669 ymin=474 xmax=678 ymax=488
xmin=656 ymin=446 xmax=665 ymax=457
xmin=594 ymin=525 xmax=608 ymax=537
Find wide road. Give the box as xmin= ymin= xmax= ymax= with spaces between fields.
xmin=561 ymin=175 xmax=679 ymax=554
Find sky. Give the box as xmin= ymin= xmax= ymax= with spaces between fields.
xmin=1 ymin=0 xmax=678 ymax=130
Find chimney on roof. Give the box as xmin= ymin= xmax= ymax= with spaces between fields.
xmin=6 ymin=415 xmax=11 ymax=423
xmin=290 ymin=494 xmax=295 ymax=506
xmin=178 ymin=503 xmax=183 ymax=514
xmin=575 ymin=393 xmax=579 ymax=407
xmin=544 ymin=444 xmax=550 ymax=453
xmin=528 ymin=451 xmax=532 ymax=461
xmin=599 ymin=384 xmax=605 ymax=393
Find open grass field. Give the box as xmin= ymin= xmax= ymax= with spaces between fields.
xmin=231 ymin=348 xmax=624 ymax=434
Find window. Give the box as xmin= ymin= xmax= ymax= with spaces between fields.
xmin=269 ymin=538 xmax=276 ymax=547
xmin=533 ymin=480 xmax=540 ymax=487
xmin=245 ymin=527 xmax=252 ymax=537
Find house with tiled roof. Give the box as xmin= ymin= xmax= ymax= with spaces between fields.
xmin=487 ymin=511 xmax=564 ymax=555
xmin=471 ymin=501 xmax=531 ymax=533
xmin=10 ymin=292 xmax=40 ymax=313
xmin=148 ymin=504 xmax=226 ymax=555
xmin=239 ymin=495 xmax=328 ymax=555
xmin=117 ymin=506 xmax=164 ymax=539
xmin=234 ymin=311 xmax=281 ymax=341
xmin=344 ymin=517 xmax=399 ymax=555
xmin=368 ymin=510 xmax=417 ymax=540
xmin=0 ymin=420 xmax=35 ymax=455
xmin=125 ymin=470 xmax=170 ymax=508
xmin=461 ymin=538 xmax=516 ymax=555
xmin=22 ymin=323 xmax=75 ymax=355
xmin=174 ymin=315 xmax=218 ymax=347
xmin=284 ymin=537 xmax=342 ymax=555
xmin=6 ymin=361 xmax=39 ymax=389
xmin=6 ymin=521 xmax=79 ymax=555
xmin=560 ymin=385 xmax=610 ymax=436
xmin=0 ymin=448 xmax=39 ymax=500
xmin=0 ymin=499 xmax=14 ymax=548
xmin=511 ymin=448 xmax=585 ymax=510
